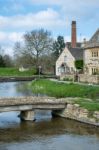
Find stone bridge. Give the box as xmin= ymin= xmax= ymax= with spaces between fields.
xmin=0 ymin=96 xmax=66 ymax=121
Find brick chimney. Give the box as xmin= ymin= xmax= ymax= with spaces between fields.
xmin=71 ymin=21 xmax=77 ymax=48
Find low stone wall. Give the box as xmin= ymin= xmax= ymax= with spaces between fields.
xmin=53 ymin=102 xmax=99 ymax=126
xmin=78 ymin=74 xmax=99 ymax=84
xmin=60 ymin=74 xmax=74 ymax=81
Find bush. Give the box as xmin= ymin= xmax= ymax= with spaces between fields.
xmin=75 ymin=60 xmax=83 ymax=70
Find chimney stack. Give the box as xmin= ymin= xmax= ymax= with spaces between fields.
xmin=71 ymin=21 xmax=77 ymax=48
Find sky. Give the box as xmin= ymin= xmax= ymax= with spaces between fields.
xmin=0 ymin=0 xmax=99 ymax=55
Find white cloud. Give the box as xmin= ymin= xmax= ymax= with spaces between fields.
xmin=0 ymin=0 xmax=98 ymax=56
xmin=30 ymin=0 xmax=99 ymax=21
xmin=64 ymin=35 xmax=89 ymax=43
xmin=8 ymin=32 xmax=23 ymax=42
xmin=0 ymin=32 xmax=23 ymax=43
xmin=4 ymin=46 xmax=14 ymax=56
xmin=0 ymin=32 xmax=23 ymax=56
xmin=0 ymin=8 xmax=68 ymax=30
xmin=0 ymin=7 xmax=69 ymax=56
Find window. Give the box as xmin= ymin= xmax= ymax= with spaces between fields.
xmin=92 ymin=51 xmax=98 ymax=57
xmin=64 ymin=56 xmax=67 ymax=62
xmin=58 ymin=67 xmax=60 ymax=73
xmin=92 ymin=68 xmax=98 ymax=75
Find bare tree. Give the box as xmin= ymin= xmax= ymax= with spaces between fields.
xmin=23 ymin=29 xmax=53 ymax=68
xmin=3 ymin=55 xmax=13 ymax=67
xmin=14 ymin=42 xmax=22 ymax=58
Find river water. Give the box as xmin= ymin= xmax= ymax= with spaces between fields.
xmin=0 ymin=81 xmax=99 ymax=150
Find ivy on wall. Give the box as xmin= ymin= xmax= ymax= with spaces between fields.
xmin=75 ymin=60 xmax=83 ymax=70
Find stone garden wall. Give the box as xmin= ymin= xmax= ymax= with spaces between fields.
xmin=60 ymin=74 xmax=74 ymax=81
xmin=78 ymin=74 xmax=99 ymax=84
xmin=60 ymin=74 xmax=99 ymax=84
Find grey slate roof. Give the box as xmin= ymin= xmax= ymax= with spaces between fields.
xmin=69 ymin=47 xmax=83 ymax=60
xmin=66 ymin=42 xmax=82 ymax=48
xmin=85 ymin=29 xmax=99 ymax=48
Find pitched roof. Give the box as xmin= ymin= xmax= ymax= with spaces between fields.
xmin=66 ymin=42 xmax=82 ymax=48
xmin=85 ymin=29 xmax=99 ymax=48
xmin=69 ymin=47 xmax=83 ymax=60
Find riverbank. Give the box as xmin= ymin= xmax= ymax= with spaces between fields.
xmin=52 ymin=97 xmax=99 ymax=126
xmin=0 ymin=68 xmax=57 ymax=82
xmin=0 ymin=75 xmax=57 ymax=82
xmin=31 ymin=79 xmax=99 ymax=100
xmin=0 ymin=76 xmax=36 ymax=82
xmin=0 ymin=68 xmax=36 ymax=77
xmin=30 ymin=79 xmax=99 ymax=126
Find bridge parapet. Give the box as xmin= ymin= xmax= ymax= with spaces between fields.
xmin=0 ymin=96 xmax=66 ymax=113
xmin=0 ymin=96 xmax=66 ymax=121
xmin=0 ymin=96 xmax=66 ymax=106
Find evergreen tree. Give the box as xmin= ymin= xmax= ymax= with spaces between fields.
xmin=53 ymin=36 xmax=65 ymax=59
xmin=0 ymin=55 xmax=5 ymax=67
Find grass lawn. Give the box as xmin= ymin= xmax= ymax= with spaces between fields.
xmin=0 ymin=67 xmax=36 ymax=76
xmin=31 ymin=79 xmax=99 ymax=111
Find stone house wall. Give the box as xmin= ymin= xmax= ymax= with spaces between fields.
xmin=56 ymin=47 xmax=75 ymax=76
xmin=84 ymin=48 xmax=99 ymax=75
xmin=78 ymin=74 xmax=99 ymax=84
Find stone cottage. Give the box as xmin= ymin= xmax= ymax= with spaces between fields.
xmin=56 ymin=21 xmax=83 ymax=76
xmin=84 ymin=29 xmax=99 ymax=75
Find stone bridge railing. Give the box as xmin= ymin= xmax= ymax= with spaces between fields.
xmin=0 ymin=96 xmax=66 ymax=109
xmin=0 ymin=96 xmax=66 ymax=121
xmin=0 ymin=97 xmax=99 ymax=126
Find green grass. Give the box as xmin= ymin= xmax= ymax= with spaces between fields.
xmin=31 ymin=79 xmax=99 ymax=99
xmin=31 ymin=79 xmax=99 ymax=111
xmin=0 ymin=67 xmax=36 ymax=76
xmin=79 ymin=102 xmax=99 ymax=111
xmin=74 ymin=98 xmax=99 ymax=111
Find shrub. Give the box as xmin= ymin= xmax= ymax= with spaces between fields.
xmin=75 ymin=60 xmax=83 ymax=70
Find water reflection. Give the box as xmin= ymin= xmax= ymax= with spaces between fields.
xmin=0 ymin=81 xmax=33 ymax=97
xmin=0 ymin=111 xmax=99 ymax=143
xmin=0 ymin=82 xmax=99 ymax=150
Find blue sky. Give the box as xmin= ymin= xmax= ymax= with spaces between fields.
xmin=0 ymin=0 xmax=99 ymax=55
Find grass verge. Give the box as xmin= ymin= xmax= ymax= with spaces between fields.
xmin=0 ymin=67 xmax=36 ymax=77
xmin=31 ymin=79 xmax=99 ymax=111
xmin=31 ymin=79 xmax=99 ymax=99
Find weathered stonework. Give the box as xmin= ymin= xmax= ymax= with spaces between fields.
xmin=93 ymin=111 xmax=99 ymax=119
xmin=0 ymin=96 xmax=66 ymax=113
xmin=78 ymin=74 xmax=99 ymax=84
xmin=84 ymin=29 xmax=99 ymax=75
xmin=20 ymin=110 xmax=35 ymax=121
xmin=60 ymin=74 xmax=74 ymax=81
xmin=53 ymin=102 xmax=99 ymax=126
xmin=0 ymin=97 xmax=99 ymax=125
xmin=56 ymin=47 xmax=75 ymax=76
xmin=0 ymin=96 xmax=66 ymax=121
